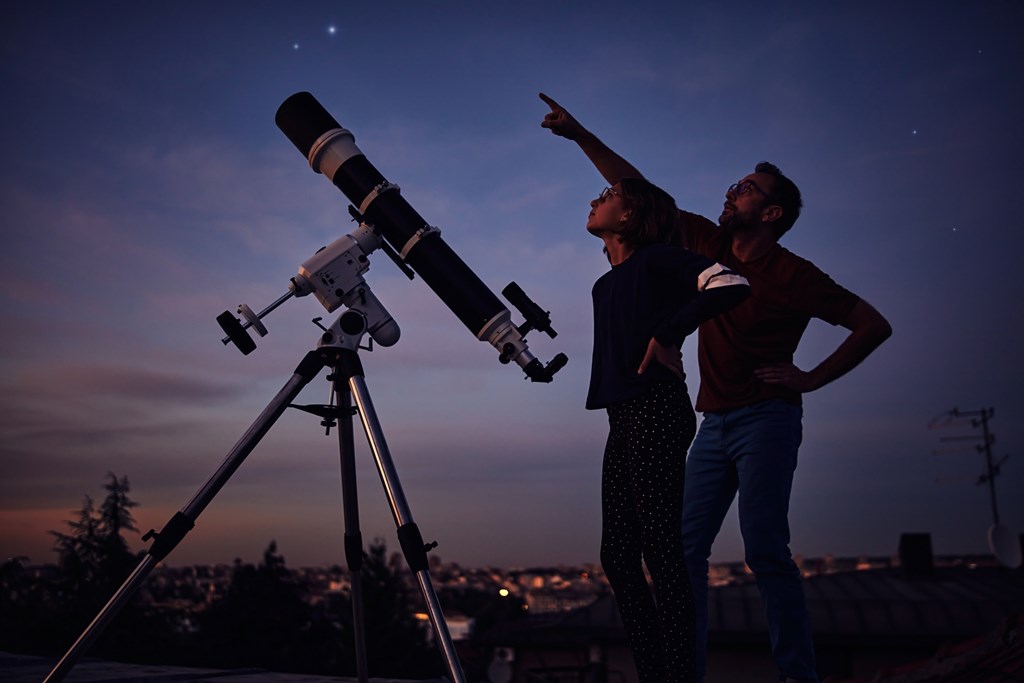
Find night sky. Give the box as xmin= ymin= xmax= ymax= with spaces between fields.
xmin=2 ymin=2 xmax=1022 ymax=569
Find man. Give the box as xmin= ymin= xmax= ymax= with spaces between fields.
xmin=540 ymin=93 xmax=892 ymax=683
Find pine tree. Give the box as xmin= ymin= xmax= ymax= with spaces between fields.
xmin=43 ymin=472 xmax=179 ymax=662
xmin=49 ymin=473 xmax=137 ymax=597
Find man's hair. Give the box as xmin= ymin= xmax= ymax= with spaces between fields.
xmin=616 ymin=177 xmax=679 ymax=248
xmin=755 ymin=161 xmax=802 ymax=237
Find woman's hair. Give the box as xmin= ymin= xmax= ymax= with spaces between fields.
xmin=615 ymin=177 xmax=680 ymax=248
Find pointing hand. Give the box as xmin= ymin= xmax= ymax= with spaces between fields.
xmin=539 ymin=93 xmax=585 ymax=141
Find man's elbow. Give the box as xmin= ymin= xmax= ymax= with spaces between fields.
xmin=861 ymin=306 xmax=892 ymax=347
xmin=848 ymin=299 xmax=892 ymax=348
xmin=877 ymin=317 xmax=893 ymax=343
xmin=868 ymin=318 xmax=893 ymax=351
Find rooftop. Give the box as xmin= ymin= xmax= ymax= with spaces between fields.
xmin=0 ymin=651 xmax=445 ymax=683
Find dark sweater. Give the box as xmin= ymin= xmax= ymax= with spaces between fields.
xmin=586 ymin=243 xmax=750 ymax=410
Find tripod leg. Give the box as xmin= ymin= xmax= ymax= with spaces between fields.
xmin=347 ymin=372 xmax=467 ymax=683
xmin=334 ymin=383 xmax=370 ymax=683
xmin=43 ymin=350 xmax=327 ymax=683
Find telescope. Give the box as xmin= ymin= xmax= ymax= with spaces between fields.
xmin=220 ymin=91 xmax=566 ymax=382
xmin=45 ymin=93 xmax=564 ymax=683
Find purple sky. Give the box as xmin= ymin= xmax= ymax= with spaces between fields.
xmin=2 ymin=2 xmax=1022 ymax=569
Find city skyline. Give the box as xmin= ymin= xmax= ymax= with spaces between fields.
xmin=2 ymin=2 xmax=1023 ymax=569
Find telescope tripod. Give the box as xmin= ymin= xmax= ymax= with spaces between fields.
xmin=44 ymin=345 xmax=467 ymax=683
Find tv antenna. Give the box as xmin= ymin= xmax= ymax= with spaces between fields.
xmin=930 ymin=407 xmax=1020 ymax=568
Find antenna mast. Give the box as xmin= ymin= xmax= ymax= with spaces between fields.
xmin=930 ymin=406 xmax=1019 ymax=567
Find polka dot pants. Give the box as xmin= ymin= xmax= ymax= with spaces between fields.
xmin=601 ymin=381 xmax=697 ymax=683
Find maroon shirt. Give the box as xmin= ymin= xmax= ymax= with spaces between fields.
xmin=680 ymin=211 xmax=860 ymax=412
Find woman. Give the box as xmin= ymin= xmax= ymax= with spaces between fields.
xmin=585 ymin=178 xmax=749 ymax=682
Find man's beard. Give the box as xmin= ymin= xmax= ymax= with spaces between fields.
xmin=718 ymin=204 xmax=735 ymax=228
xmin=719 ymin=209 xmax=754 ymax=234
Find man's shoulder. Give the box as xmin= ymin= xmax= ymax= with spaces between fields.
xmin=765 ymin=243 xmax=832 ymax=280
xmin=677 ymin=210 xmax=721 ymax=253
xmin=678 ymin=209 xmax=717 ymax=232
xmin=760 ymin=243 xmax=860 ymax=317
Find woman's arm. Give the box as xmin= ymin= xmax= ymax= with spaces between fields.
xmin=540 ymin=93 xmax=644 ymax=184
xmin=654 ymin=263 xmax=750 ymax=347
xmin=638 ymin=262 xmax=749 ymax=376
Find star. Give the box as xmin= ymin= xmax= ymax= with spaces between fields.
xmin=293 ymin=43 xmax=300 ymax=50
xmin=327 ymin=25 xmax=337 ymax=35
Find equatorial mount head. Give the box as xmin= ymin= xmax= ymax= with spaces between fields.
xmin=218 ymin=217 xmax=399 ymax=355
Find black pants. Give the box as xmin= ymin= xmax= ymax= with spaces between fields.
xmin=601 ymin=381 xmax=697 ymax=683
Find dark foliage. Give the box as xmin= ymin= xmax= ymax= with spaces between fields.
xmin=186 ymin=538 xmax=440 ymax=677
xmin=1 ymin=476 xmax=453 ymax=679
xmin=189 ymin=541 xmax=327 ymax=673
xmin=0 ymin=473 xmax=183 ymax=661
xmin=333 ymin=541 xmax=443 ymax=678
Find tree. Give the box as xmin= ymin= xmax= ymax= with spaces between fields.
xmin=42 ymin=472 xmax=180 ymax=662
xmin=49 ymin=471 xmax=139 ymax=597
xmin=192 ymin=538 xmax=441 ymax=678
xmin=193 ymin=541 xmax=322 ymax=673
xmin=0 ymin=556 xmax=51 ymax=653
xmin=96 ymin=471 xmax=139 ymax=559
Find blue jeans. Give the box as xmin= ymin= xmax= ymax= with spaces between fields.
xmin=681 ymin=399 xmax=818 ymax=683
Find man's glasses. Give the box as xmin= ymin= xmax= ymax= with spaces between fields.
xmin=728 ymin=180 xmax=769 ymax=198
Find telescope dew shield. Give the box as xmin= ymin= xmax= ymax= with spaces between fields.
xmin=275 ymin=92 xmax=505 ymax=338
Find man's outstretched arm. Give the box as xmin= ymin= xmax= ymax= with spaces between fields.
xmin=540 ymin=93 xmax=644 ymax=184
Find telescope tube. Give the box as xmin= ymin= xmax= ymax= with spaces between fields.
xmin=276 ymin=92 xmax=565 ymax=382
xmin=276 ymin=92 xmax=505 ymax=338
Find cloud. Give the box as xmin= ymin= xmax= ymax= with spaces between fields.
xmin=13 ymin=362 xmax=243 ymax=403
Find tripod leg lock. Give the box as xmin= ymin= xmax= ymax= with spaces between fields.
xmin=345 ymin=532 xmax=364 ymax=572
xmin=143 ymin=512 xmax=196 ymax=563
xmin=397 ymin=523 xmax=433 ymax=573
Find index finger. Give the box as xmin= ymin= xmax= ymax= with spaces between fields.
xmin=538 ymin=92 xmax=562 ymax=112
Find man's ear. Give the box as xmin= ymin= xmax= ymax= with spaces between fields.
xmin=761 ymin=205 xmax=783 ymax=224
